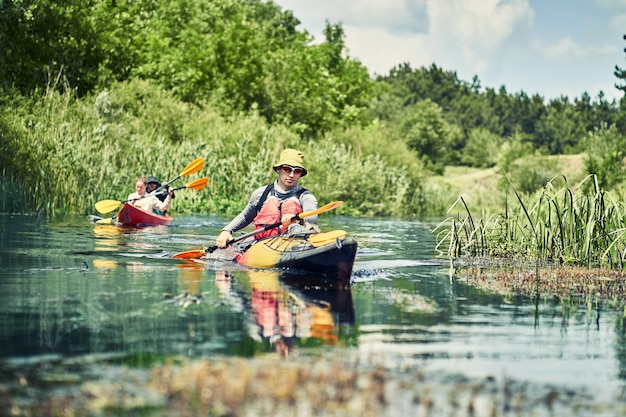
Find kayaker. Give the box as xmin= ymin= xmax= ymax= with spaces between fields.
xmin=145 ymin=176 xmax=175 ymax=215
xmin=127 ymin=176 xmax=173 ymax=215
xmin=216 ymin=148 xmax=319 ymax=248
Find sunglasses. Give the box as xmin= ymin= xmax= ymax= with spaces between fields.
xmin=281 ymin=165 xmax=304 ymax=175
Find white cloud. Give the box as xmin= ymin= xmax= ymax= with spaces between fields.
xmin=531 ymin=37 xmax=616 ymax=63
xmin=423 ymin=0 xmax=534 ymax=76
xmin=274 ymin=0 xmax=623 ymax=100
xmin=280 ymin=0 xmax=535 ymax=78
xmin=279 ymin=0 xmax=427 ymax=31
xmin=428 ymin=0 xmax=533 ymax=48
xmin=531 ymin=37 xmax=588 ymax=61
xmin=342 ymin=25 xmax=430 ymax=75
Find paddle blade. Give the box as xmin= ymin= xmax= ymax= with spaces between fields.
xmin=186 ymin=177 xmax=209 ymax=190
xmin=299 ymin=201 xmax=343 ymax=219
xmin=96 ymin=217 xmax=114 ymax=225
xmin=169 ymin=177 xmax=208 ymax=192
xmin=180 ymin=157 xmax=205 ymax=177
xmin=95 ymin=199 xmax=122 ymax=214
xmin=172 ymin=249 xmax=206 ymax=260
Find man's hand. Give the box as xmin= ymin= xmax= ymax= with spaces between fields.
xmin=216 ymin=230 xmax=232 ymax=248
xmin=281 ymin=214 xmax=296 ymax=228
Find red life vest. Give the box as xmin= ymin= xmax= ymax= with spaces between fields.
xmin=253 ymin=187 xmax=305 ymax=239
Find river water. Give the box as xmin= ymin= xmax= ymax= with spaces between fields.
xmin=0 ymin=212 xmax=624 ymax=406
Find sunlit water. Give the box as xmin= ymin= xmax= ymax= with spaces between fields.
xmin=0 ymin=213 xmax=624 ymax=402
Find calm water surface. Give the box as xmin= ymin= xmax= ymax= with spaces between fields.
xmin=0 ymin=213 xmax=624 ymax=401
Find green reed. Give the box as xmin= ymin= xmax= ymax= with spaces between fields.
xmin=436 ymin=175 xmax=626 ymax=270
xmin=1 ymin=79 xmax=433 ymax=218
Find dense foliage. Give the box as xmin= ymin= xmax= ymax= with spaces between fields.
xmin=1 ymin=0 xmax=626 ymax=218
xmin=1 ymin=0 xmax=372 ymax=137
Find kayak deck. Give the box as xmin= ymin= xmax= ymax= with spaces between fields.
xmin=236 ymin=234 xmax=358 ymax=281
xmin=173 ymin=230 xmax=358 ymax=282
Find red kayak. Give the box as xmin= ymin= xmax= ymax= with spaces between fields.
xmin=116 ymin=202 xmax=173 ymax=226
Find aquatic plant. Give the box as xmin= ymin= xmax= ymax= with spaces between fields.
xmin=436 ymin=174 xmax=626 ymax=270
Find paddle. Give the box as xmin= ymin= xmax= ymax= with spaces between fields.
xmin=172 ymin=201 xmax=344 ymax=260
xmin=94 ymin=158 xmax=205 ymax=214
xmin=95 ymin=177 xmax=209 ymax=214
xmin=158 ymin=157 xmax=205 ymax=190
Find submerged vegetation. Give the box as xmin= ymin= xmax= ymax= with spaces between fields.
xmin=456 ymin=264 xmax=626 ymax=307
xmin=3 ymin=352 xmax=624 ymax=417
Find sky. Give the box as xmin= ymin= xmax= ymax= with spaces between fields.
xmin=273 ymin=0 xmax=626 ymax=102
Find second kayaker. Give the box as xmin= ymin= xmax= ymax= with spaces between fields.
xmin=128 ymin=176 xmax=173 ymax=215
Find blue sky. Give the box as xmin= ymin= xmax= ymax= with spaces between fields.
xmin=273 ymin=0 xmax=626 ymax=102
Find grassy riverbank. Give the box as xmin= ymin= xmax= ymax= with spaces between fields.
xmin=432 ymin=153 xmax=588 ymax=216
xmin=433 ymin=152 xmax=626 ymax=270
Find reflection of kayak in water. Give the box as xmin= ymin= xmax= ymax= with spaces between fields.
xmin=229 ymin=269 xmax=356 ymax=356
xmin=187 ymin=230 xmax=358 ymax=281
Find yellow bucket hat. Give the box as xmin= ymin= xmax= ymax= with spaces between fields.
xmin=273 ymin=148 xmax=307 ymax=176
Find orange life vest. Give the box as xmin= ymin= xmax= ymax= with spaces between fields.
xmin=253 ymin=186 xmax=305 ymax=239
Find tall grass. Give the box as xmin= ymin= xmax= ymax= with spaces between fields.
xmin=435 ymin=175 xmax=626 ymax=270
xmin=0 ymin=79 xmax=436 ymax=218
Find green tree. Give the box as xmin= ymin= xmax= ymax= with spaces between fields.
xmin=460 ymin=128 xmax=501 ymax=168
xmin=0 ymin=0 xmax=105 ymax=94
xmin=400 ymin=99 xmax=461 ymax=175
xmin=583 ymin=124 xmax=626 ymax=189
xmin=263 ymin=22 xmax=372 ymax=136
xmin=535 ymin=97 xmax=585 ymax=154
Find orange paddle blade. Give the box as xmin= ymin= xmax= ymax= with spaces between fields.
xmin=172 ymin=249 xmax=206 ymax=260
xmin=180 ymin=157 xmax=205 ymax=177
xmin=186 ymin=177 xmax=209 ymax=190
xmin=299 ymin=201 xmax=343 ymax=219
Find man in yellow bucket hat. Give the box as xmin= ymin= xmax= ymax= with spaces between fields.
xmin=216 ymin=148 xmax=319 ymax=248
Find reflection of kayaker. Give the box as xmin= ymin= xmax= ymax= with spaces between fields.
xmin=249 ymin=270 xmax=297 ymax=356
xmin=215 ymin=270 xmax=355 ymax=357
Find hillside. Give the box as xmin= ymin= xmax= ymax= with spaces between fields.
xmin=433 ymin=154 xmax=587 ymax=215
